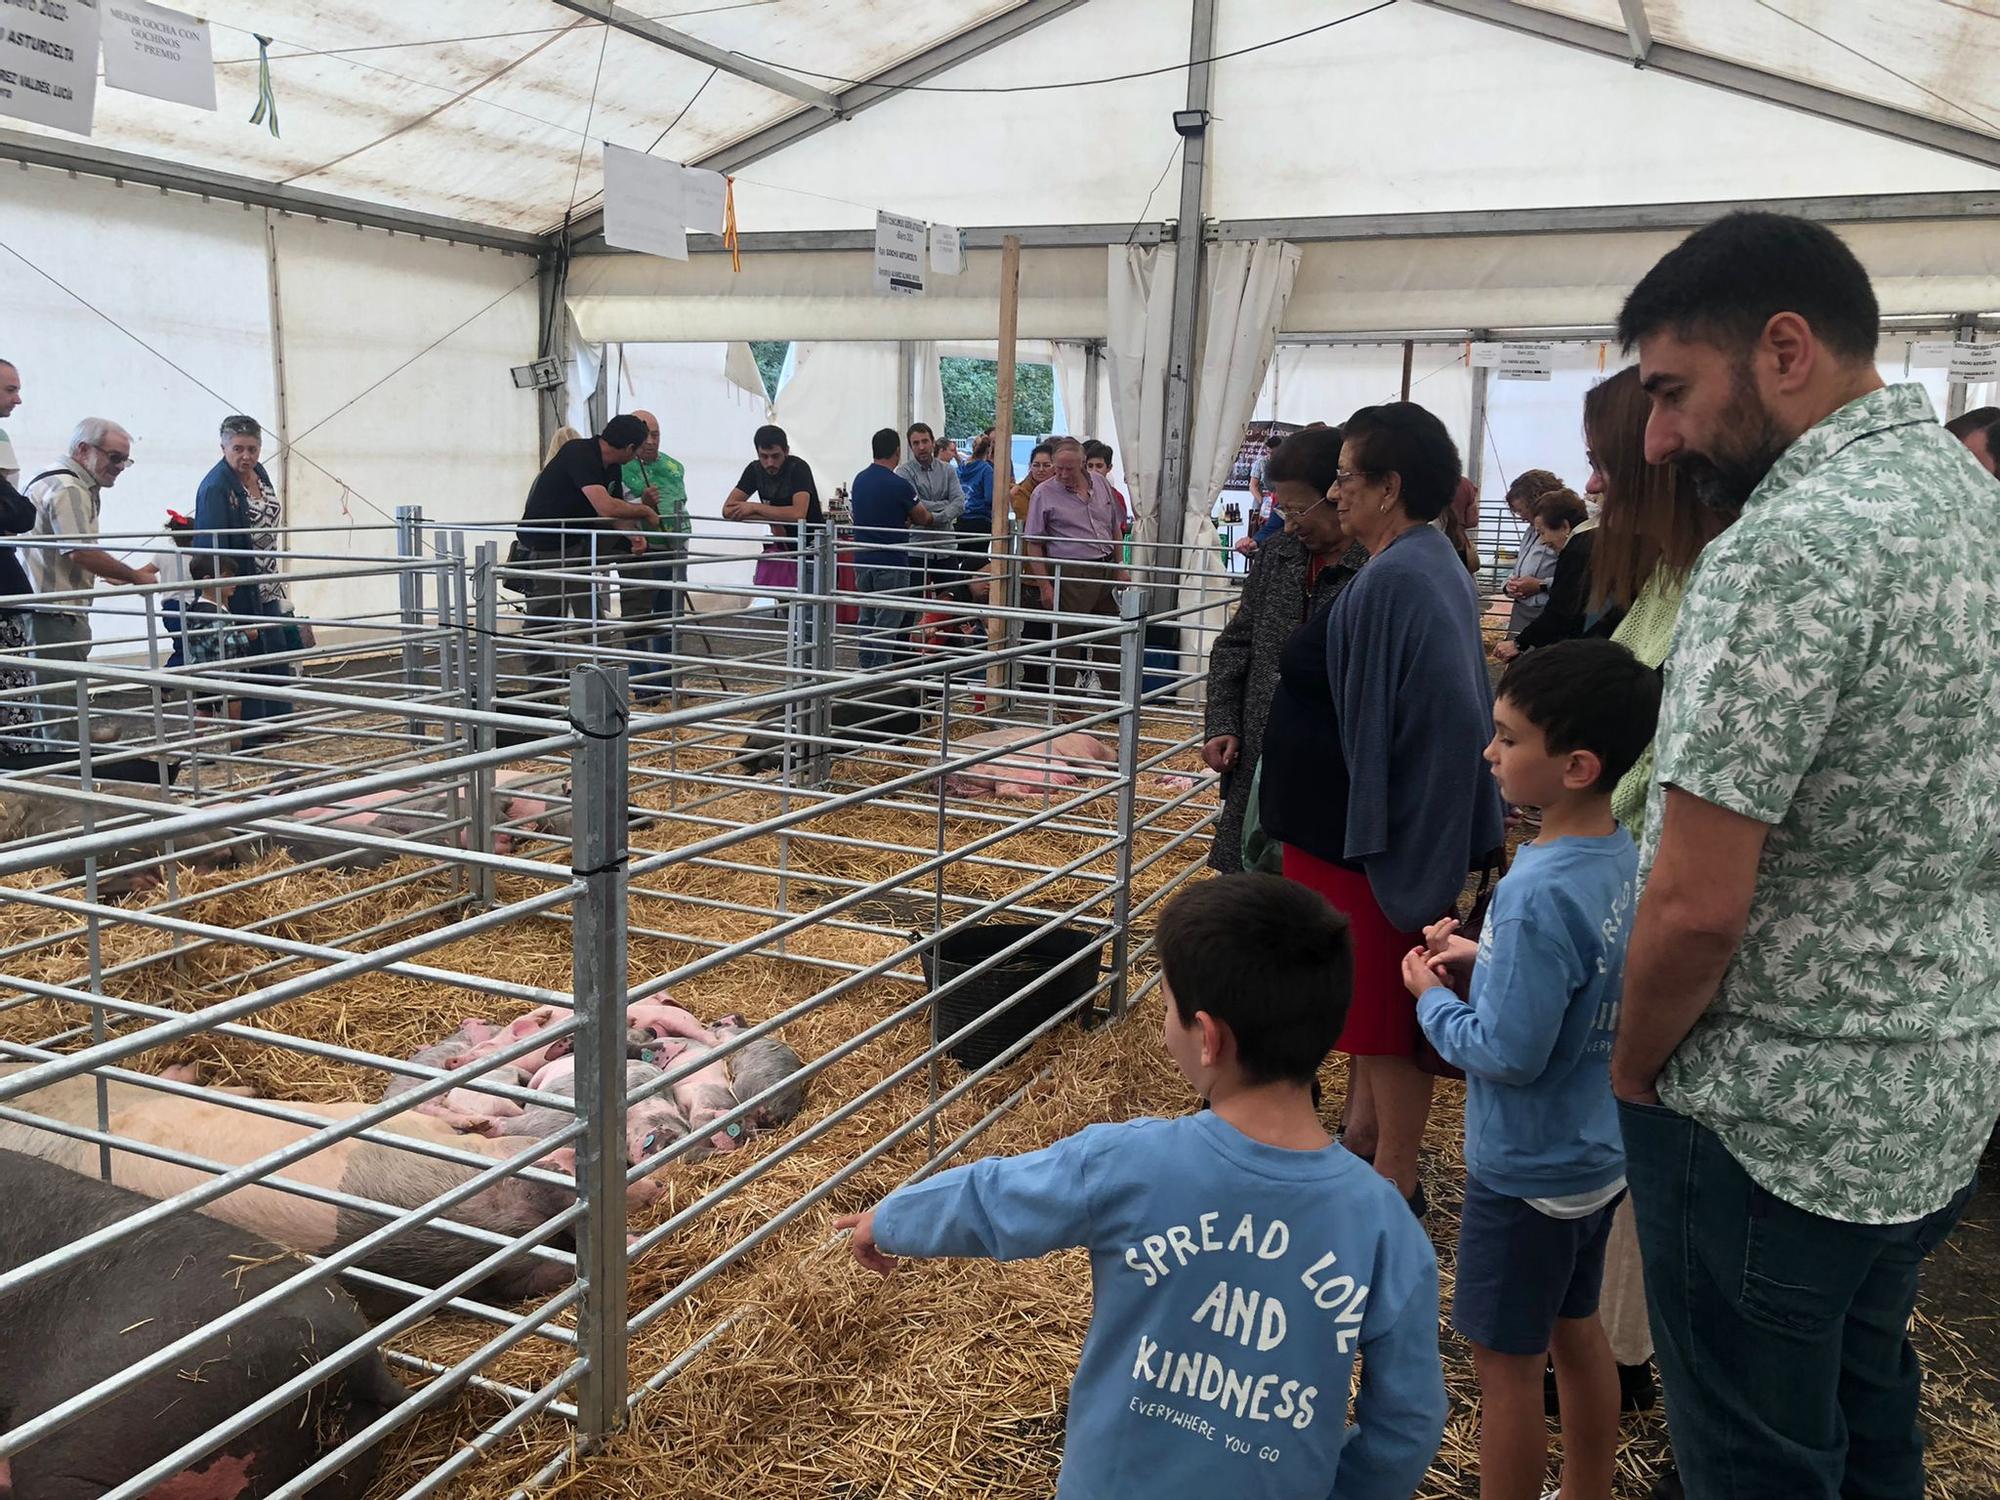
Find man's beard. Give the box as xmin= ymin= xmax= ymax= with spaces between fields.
xmin=1670 ymin=367 xmax=1790 ymax=510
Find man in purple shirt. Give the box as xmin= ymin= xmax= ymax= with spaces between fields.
xmin=1025 ymin=437 xmax=1127 ymax=692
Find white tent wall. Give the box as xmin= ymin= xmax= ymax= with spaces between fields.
xmin=1256 ymin=344 xmax=1475 ymax=454
xmin=612 ymin=341 xmax=775 ymax=601
xmin=771 ymin=342 xmax=904 ymax=518
xmin=1107 ymin=244 xmax=1176 ymax=551
xmin=269 ymin=219 xmax=540 ymax=631
xmin=0 ymin=167 xmax=277 ymax=649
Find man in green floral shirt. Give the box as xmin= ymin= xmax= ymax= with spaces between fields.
xmin=1610 ymin=212 xmax=2000 ymax=1500
xmin=619 ymin=408 xmax=689 ymax=692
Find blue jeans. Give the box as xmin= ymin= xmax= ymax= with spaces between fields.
xmin=854 ymin=563 xmax=913 ymax=671
xmin=1619 ymin=1098 xmax=1975 ymax=1500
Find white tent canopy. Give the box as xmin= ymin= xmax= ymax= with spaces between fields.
xmin=3 ymin=0 xmax=1997 ymax=630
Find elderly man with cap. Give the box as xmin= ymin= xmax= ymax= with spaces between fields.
xmin=617 ymin=408 xmax=689 ymax=691
xmin=515 ymin=414 xmax=651 ymax=685
xmin=24 ymin=417 xmax=158 ymax=741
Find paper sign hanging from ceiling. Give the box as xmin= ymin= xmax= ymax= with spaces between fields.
xmin=682 ymin=168 xmax=727 ymax=236
xmin=1469 ymin=341 xmax=1554 ymax=382
xmin=0 ymin=0 xmax=101 ymax=136
xmin=929 ymin=222 xmax=964 ymax=277
xmin=874 ymin=211 xmax=926 ymax=295
xmin=1910 ymin=341 xmax=1999 ymax=381
xmin=101 ymin=0 xmax=215 ymax=110
xmin=602 ymin=144 xmax=687 ymax=261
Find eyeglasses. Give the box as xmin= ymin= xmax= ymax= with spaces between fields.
xmin=91 ymin=445 xmax=134 ymax=470
xmin=1277 ymin=494 xmax=1329 ymax=524
xmin=1333 ymin=469 xmax=1370 ymax=490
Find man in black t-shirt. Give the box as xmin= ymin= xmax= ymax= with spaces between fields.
xmin=516 ymin=413 xmax=652 ymax=685
xmin=722 ymin=424 xmax=822 ymax=540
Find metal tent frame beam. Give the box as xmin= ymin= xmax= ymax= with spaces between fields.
xmin=1615 ymin=0 xmax=1653 ymax=63
xmin=564 ymin=189 xmax=2000 ymax=260
xmin=546 ymin=0 xmax=840 ymax=113
xmin=1417 ymin=0 xmax=2000 ymax=171
xmin=1212 ymin=189 xmax=2000 ymax=244
xmin=0 ymin=126 xmax=545 ymax=255
xmin=561 ymin=0 xmax=1093 ymax=247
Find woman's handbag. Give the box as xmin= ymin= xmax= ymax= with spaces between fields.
xmin=752 ymin=540 xmax=798 ymax=591
xmin=1410 ymin=845 xmax=1510 ymax=1081
xmin=1239 ymin=757 xmax=1284 ymax=875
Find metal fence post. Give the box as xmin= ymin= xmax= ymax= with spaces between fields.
xmin=1109 ymin=586 xmax=1147 ymax=1019
xmin=808 ymin=521 xmax=838 ymax=789
xmin=394 ymin=505 xmax=424 ymax=738
xmin=570 ymin=662 xmax=631 ymax=1444
xmin=470 ymin=541 xmax=498 ymax=908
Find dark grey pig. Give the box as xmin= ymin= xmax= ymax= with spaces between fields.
xmin=713 ymin=1013 xmax=808 ymax=1129
xmin=0 ymin=1147 xmax=404 ymax=1500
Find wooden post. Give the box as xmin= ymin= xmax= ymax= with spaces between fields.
xmin=1400 ymin=338 xmax=1415 ymax=402
xmin=986 ymin=235 xmax=1023 ymax=696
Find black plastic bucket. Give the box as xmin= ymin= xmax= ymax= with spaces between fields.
xmin=921 ymin=921 xmax=1105 ymax=1069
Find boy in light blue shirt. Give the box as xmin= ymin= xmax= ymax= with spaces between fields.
xmin=1405 ymin=638 xmax=1657 ymax=1500
xmin=837 ymin=873 xmax=1447 ymax=1500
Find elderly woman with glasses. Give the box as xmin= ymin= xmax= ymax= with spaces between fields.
xmin=1258 ymin=403 xmax=1504 ymax=1211
xmin=1202 ymin=424 xmax=1367 ymax=873
xmin=194 ymin=414 xmax=308 ymax=737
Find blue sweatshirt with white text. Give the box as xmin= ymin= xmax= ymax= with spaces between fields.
xmin=1416 ymin=831 xmax=1637 ymax=1198
xmin=872 ymin=1111 xmax=1446 ymax=1500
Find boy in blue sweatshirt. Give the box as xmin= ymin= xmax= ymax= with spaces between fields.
xmin=1403 ymin=639 xmax=1657 ymax=1500
xmin=836 ymin=873 xmax=1447 ymax=1499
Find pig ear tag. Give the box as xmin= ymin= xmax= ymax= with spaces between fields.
xmin=726 ymin=1123 xmax=743 ymax=1139
xmin=644 ymin=1132 xmax=658 ymax=1150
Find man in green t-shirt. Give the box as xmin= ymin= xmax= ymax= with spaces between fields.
xmin=617 ymin=409 xmax=688 ymax=682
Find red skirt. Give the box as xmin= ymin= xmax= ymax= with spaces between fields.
xmin=1281 ymin=843 xmax=1425 ymax=1058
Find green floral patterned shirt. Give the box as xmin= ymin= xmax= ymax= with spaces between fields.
xmin=1644 ymin=383 xmax=2000 ymax=1225
xmin=621 ymin=453 xmax=689 ymax=541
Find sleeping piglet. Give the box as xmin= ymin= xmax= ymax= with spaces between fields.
xmin=711 ymin=1014 xmax=808 ymax=1131
xmin=944 ymin=726 xmax=1117 ymax=800
xmin=487 ymin=1058 xmax=694 ymax=1177
xmin=379 ymin=1021 xmax=527 ymax=1126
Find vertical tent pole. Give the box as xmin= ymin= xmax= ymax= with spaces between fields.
xmin=987 ymin=234 xmax=1023 ymax=697
xmin=1153 ymin=0 xmax=1218 ymax=612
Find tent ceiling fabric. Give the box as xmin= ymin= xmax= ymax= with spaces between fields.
xmin=7 ymin=0 xmax=1996 ymax=241
xmin=1513 ymin=0 xmax=2000 ymax=142
xmin=0 ymin=1 xmax=1025 ymax=233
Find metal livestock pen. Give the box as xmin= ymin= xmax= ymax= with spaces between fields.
xmin=0 ymin=517 xmax=1231 ymax=1496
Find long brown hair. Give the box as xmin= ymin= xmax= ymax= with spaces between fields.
xmin=1585 ymin=366 xmax=1738 ymax=612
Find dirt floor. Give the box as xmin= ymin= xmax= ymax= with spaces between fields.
xmin=1 ymin=705 xmax=1995 ymax=1499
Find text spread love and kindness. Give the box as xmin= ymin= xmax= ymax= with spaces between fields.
xmin=1119 ymin=1209 xmax=1367 ymax=1463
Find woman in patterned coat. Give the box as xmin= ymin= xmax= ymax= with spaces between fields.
xmin=1201 ymin=426 xmax=1367 ymax=871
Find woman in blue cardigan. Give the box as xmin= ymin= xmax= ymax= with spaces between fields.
xmin=1260 ymin=402 xmax=1504 ymax=1208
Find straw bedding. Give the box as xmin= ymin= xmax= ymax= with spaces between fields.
xmin=0 ymin=716 xmax=1994 ymax=1500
